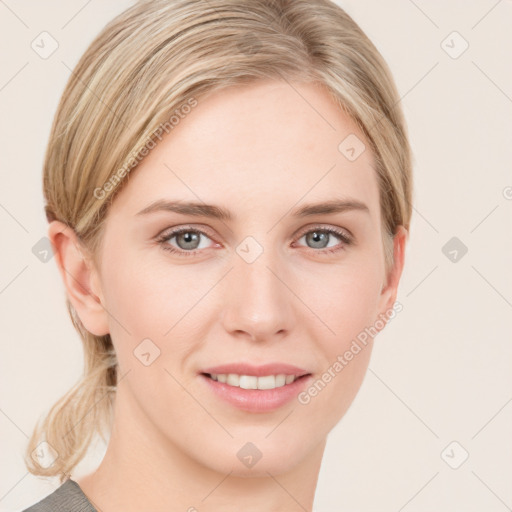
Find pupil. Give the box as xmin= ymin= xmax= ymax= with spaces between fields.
xmin=179 ymin=232 xmax=199 ymax=249
xmin=308 ymin=231 xmax=328 ymax=248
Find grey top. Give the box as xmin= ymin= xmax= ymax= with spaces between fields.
xmin=22 ymin=479 xmax=97 ymax=512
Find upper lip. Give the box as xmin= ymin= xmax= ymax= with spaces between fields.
xmin=201 ymin=363 xmax=310 ymax=377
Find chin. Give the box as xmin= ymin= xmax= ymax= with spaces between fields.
xmin=200 ymin=436 xmax=316 ymax=477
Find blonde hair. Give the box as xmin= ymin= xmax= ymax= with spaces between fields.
xmin=25 ymin=0 xmax=413 ymax=482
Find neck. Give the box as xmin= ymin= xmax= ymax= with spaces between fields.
xmin=76 ymin=387 xmax=326 ymax=512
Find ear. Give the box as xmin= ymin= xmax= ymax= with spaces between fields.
xmin=375 ymin=225 xmax=407 ymax=328
xmin=48 ymin=220 xmax=110 ymax=336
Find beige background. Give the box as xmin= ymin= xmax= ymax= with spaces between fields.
xmin=1 ymin=1 xmax=511 ymax=510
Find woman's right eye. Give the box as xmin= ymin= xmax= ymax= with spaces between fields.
xmin=156 ymin=228 xmax=216 ymax=257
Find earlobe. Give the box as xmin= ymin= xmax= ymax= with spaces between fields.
xmin=48 ymin=220 xmax=110 ymax=336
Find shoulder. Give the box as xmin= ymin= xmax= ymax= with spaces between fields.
xmin=22 ymin=479 xmax=97 ymax=512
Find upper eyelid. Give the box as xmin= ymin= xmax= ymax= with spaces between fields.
xmin=157 ymin=225 xmax=216 ymax=242
xmin=296 ymin=224 xmax=352 ymax=238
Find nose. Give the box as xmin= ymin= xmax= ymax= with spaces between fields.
xmin=220 ymin=245 xmax=297 ymax=343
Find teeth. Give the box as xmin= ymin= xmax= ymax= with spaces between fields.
xmin=208 ymin=373 xmax=299 ymax=389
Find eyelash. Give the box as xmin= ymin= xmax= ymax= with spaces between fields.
xmin=156 ymin=225 xmax=353 ymax=258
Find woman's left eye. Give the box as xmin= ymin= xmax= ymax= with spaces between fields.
xmin=156 ymin=226 xmax=353 ymax=257
xmin=294 ymin=227 xmax=353 ymax=254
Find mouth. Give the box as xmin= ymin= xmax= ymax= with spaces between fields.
xmin=198 ymin=364 xmax=313 ymax=412
xmin=201 ymin=372 xmax=310 ymax=390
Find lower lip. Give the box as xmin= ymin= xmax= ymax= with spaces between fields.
xmin=199 ymin=373 xmax=313 ymax=413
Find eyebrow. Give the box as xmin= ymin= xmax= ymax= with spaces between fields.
xmin=135 ymin=198 xmax=370 ymax=221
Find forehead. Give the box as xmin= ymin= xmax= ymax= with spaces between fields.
xmin=111 ymin=80 xmax=380 ymax=222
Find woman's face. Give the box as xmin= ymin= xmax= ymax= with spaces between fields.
xmin=84 ymin=80 xmax=405 ymax=476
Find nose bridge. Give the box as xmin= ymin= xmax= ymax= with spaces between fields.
xmin=221 ymin=237 xmax=295 ymax=340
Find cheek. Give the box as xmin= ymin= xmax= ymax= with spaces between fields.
xmin=307 ymin=256 xmax=383 ymax=343
xmin=101 ymin=259 xmax=200 ymax=412
xmin=102 ymin=243 xmax=199 ymax=322
xmin=99 ymin=250 xmax=194 ymax=366
xmin=300 ymin=257 xmax=382 ymax=408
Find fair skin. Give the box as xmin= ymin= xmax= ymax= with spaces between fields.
xmin=49 ymin=80 xmax=406 ymax=512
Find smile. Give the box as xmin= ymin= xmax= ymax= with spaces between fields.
xmin=200 ymin=372 xmax=313 ymax=413
xmin=206 ymin=373 xmax=299 ymax=389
